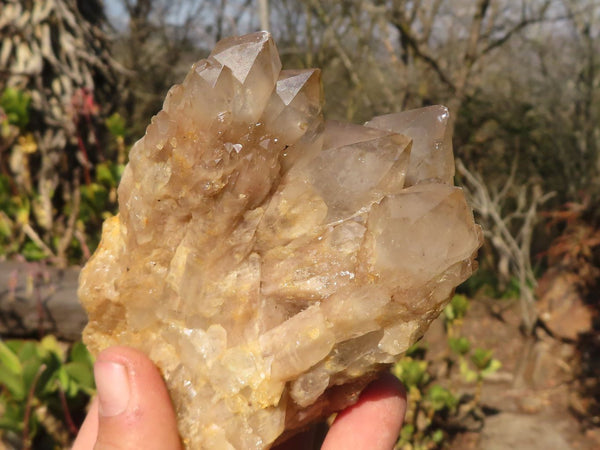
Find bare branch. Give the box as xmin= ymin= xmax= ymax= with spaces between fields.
xmin=481 ymin=0 xmax=552 ymax=56
xmin=310 ymin=0 xmax=373 ymax=108
xmin=22 ymin=224 xmax=56 ymax=260
xmin=389 ymin=14 xmax=457 ymax=92
xmin=464 ymin=0 xmax=491 ymax=69
xmin=258 ymin=0 xmax=270 ymax=31
xmin=56 ymin=175 xmax=81 ymax=268
xmin=456 ymin=158 xmax=556 ymax=332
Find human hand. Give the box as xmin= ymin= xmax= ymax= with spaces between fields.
xmin=72 ymin=346 xmax=406 ymax=450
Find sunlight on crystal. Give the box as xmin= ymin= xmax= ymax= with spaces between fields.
xmin=79 ymin=31 xmax=482 ymax=449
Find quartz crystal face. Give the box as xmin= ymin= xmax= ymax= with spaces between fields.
xmin=79 ymin=31 xmax=482 ymax=449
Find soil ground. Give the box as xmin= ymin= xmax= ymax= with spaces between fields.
xmin=420 ymin=298 xmax=600 ymax=449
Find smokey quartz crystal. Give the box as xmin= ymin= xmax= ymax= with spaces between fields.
xmin=79 ymin=31 xmax=482 ymax=449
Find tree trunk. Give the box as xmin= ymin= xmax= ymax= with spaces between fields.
xmin=0 ymin=261 xmax=86 ymax=341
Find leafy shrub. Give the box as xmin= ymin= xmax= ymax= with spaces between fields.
xmin=393 ymin=294 xmax=501 ymax=449
xmin=0 ymin=88 xmax=127 ymax=264
xmin=0 ymin=88 xmax=31 ymax=129
xmin=0 ymin=337 xmax=94 ymax=449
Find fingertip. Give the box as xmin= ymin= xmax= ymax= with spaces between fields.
xmin=91 ymin=346 xmax=182 ymax=450
xmin=95 ymin=359 xmax=130 ymax=417
xmin=95 ymin=345 xmax=160 ymax=375
xmin=322 ymin=372 xmax=406 ymax=450
xmin=361 ymin=372 xmax=407 ymax=405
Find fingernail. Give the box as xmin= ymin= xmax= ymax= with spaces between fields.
xmin=94 ymin=361 xmax=130 ymax=417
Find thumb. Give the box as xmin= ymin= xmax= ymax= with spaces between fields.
xmin=72 ymin=346 xmax=182 ymax=450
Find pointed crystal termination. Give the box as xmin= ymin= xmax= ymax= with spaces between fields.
xmin=79 ymin=32 xmax=482 ymax=449
xmin=366 ymin=105 xmax=455 ymax=185
xmin=210 ymin=31 xmax=282 ymax=124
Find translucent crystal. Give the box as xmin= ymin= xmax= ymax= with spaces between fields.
xmin=366 ymin=105 xmax=454 ymax=185
xmin=79 ymin=32 xmax=482 ymax=449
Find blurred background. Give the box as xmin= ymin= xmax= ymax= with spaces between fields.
xmin=0 ymin=0 xmax=598 ymax=448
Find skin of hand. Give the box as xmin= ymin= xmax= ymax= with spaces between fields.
xmin=72 ymin=346 xmax=406 ymax=450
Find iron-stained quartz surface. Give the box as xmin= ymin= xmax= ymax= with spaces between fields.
xmin=79 ymin=31 xmax=482 ymax=449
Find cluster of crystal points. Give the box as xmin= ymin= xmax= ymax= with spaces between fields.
xmin=79 ymin=32 xmax=482 ymax=449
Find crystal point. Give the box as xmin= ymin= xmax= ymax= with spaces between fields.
xmin=366 ymin=105 xmax=454 ymax=185
xmin=210 ymin=31 xmax=282 ymax=123
xmin=79 ymin=32 xmax=482 ymax=449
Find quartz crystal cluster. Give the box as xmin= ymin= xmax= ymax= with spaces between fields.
xmin=79 ymin=31 xmax=482 ymax=449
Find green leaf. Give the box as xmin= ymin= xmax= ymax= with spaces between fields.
xmin=432 ymin=429 xmax=445 ymax=444
xmin=471 ymin=348 xmax=493 ymax=371
xmin=426 ymin=384 xmax=458 ymax=411
xmin=448 ymin=336 xmax=471 ymax=355
xmin=64 ymin=361 xmax=95 ymax=392
xmin=96 ymin=163 xmax=116 ymax=187
xmin=449 ymin=294 xmax=469 ymax=320
xmin=40 ymin=335 xmax=65 ymax=361
xmin=0 ymin=340 xmax=22 ymax=375
xmin=501 ymin=276 xmax=521 ymax=299
xmin=0 ymin=369 xmax=25 ymax=400
xmin=444 ymin=304 xmax=455 ymax=322
xmin=0 ymin=397 xmax=24 ymax=432
xmin=81 ymin=183 xmax=109 ymax=210
xmin=22 ymin=241 xmax=47 ymax=261
xmin=70 ymin=341 xmax=94 ymax=366
xmin=0 ymin=213 xmax=12 ymax=238
xmin=399 ymin=424 xmax=415 ymax=441
xmin=15 ymin=202 xmax=30 ymax=225
xmin=112 ymin=163 xmax=125 ymax=182
xmin=21 ymin=359 xmax=42 ymax=390
xmin=481 ymin=358 xmax=502 ymax=377
xmin=106 ymin=113 xmax=127 ymax=137
xmin=393 ymin=358 xmax=429 ymax=389
xmin=36 ymin=354 xmax=62 ymax=397
xmin=0 ymin=340 xmax=25 ymax=399
xmin=57 ymin=366 xmax=70 ymax=390
xmin=0 ymin=88 xmax=31 ymax=129
xmin=17 ymin=341 xmax=40 ymax=364
xmin=459 ymin=358 xmax=478 ymax=383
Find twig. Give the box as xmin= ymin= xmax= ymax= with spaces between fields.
xmin=23 ymin=363 xmax=47 ymax=450
xmin=56 ymin=173 xmax=81 ymax=268
xmin=481 ymin=1 xmax=553 ymax=56
xmin=456 ymin=158 xmax=555 ymax=332
xmin=22 ymin=224 xmax=56 ymax=259
xmin=74 ymin=228 xmax=91 ymax=261
xmin=310 ymin=0 xmax=373 ymax=108
xmin=389 ymin=14 xmax=457 ymax=93
xmin=75 ymin=131 xmax=92 ymax=186
xmin=0 ymin=135 xmax=20 ymax=195
xmin=58 ymin=387 xmax=79 ymax=436
xmin=258 ymin=0 xmax=270 ymax=31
